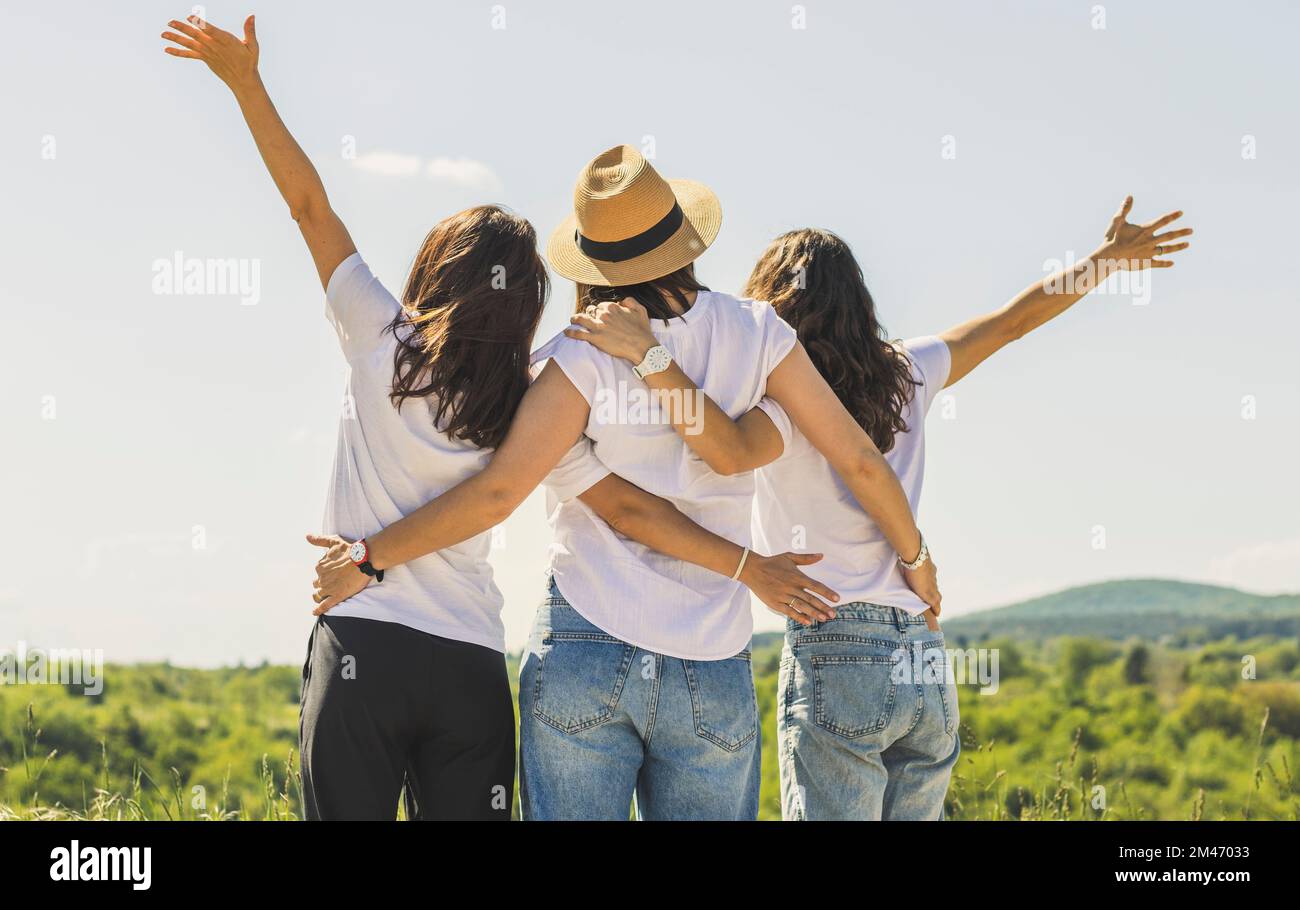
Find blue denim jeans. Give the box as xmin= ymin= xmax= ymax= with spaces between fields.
xmin=778 ymin=603 xmax=960 ymax=820
xmin=519 ymin=580 xmax=760 ymax=820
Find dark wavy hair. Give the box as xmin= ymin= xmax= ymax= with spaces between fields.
xmin=575 ymin=264 xmax=708 ymax=321
xmin=743 ymin=229 xmax=918 ymax=453
xmin=388 ymin=205 xmax=549 ymax=449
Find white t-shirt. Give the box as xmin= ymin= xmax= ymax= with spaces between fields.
xmin=319 ymin=253 xmax=609 ymax=652
xmin=753 ymin=336 xmax=951 ymax=614
xmin=531 ymin=291 xmax=799 ymax=660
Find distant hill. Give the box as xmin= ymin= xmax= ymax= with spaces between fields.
xmin=941 ymin=579 xmax=1300 ymax=643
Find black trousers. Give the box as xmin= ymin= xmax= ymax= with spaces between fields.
xmin=299 ymin=615 xmax=515 ymax=820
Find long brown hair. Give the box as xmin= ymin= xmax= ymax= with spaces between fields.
xmin=743 ymin=229 xmax=918 ymax=453
xmin=575 ymin=265 xmax=708 ymax=321
xmin=389 ymin=205 xmax=548 ymax=449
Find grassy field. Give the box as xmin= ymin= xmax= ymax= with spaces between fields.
xmin=3 ymin=629 xmax=1298 ymax=820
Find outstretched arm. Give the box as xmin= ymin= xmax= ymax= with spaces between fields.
xmin=941 ymin=196 xmax=1191 ymax=386
xmin=162 ymin=14 xmax=355 ymax=288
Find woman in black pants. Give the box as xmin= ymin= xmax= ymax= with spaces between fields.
xmin=161 ymin=13 xmax=834 ymax=819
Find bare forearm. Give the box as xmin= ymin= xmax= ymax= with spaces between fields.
xmin=642 ymin=366 xmax=759 ymax=470
xmin=941 ymin=192 xmax=1194 ymax=388
xmin=838 ymin=451 xmax=922 ymax=562
xmin=1004 ymin=250 xmax=1116 ymax=339
xmin=365 ymin=476 xmax=515 ymax=571
xmin=596 ymin=490 xmax=745 ymax=578
xmin=230 ymin=76 xmax=329 ymax=221
xmin=942 ymin=251 xmax=1115 ymax=386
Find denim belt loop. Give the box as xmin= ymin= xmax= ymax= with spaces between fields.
xmin=892 ymin=607 xmax=908 ymax=631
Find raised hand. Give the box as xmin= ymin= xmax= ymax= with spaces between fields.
xmin=162 ymin=13 xmax=260 ymax=92
xmin=740 ymin=551 xmax=840 ymax=626
xmin=1096 ymin=196 xmax=1193 ymax=271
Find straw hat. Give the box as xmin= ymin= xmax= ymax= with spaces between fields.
xmin=547 ymin=145 xmax=722 ymax=286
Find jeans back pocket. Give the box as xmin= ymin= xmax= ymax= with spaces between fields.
xmin=531 ymin=632 xmax=635 ymax=735
xmin=812 ymin=654 xmax=897 ymax=739
xmin=683 ymin=652 xmax=758 ymax=752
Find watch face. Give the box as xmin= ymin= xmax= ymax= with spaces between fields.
xmin=348 ymin=540 xmax=368 ymax=564
xmin=640 ymin=345 xmax=670 ymax=375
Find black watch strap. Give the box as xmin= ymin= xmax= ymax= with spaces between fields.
xmin=356 ymin=561 xmax=384 ymax=583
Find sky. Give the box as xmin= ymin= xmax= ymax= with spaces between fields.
xmin=1 ymin=0 xmax=1297 ymax=666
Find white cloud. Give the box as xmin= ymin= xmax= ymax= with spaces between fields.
xmin=425 ymin=156 xmax=504 ymax=194
xmin=1204 ymin=538 xmax=1300 ymax=595
xmin=351 ymin=150 xmax=423 ymax=178
xmin=350 ymin=151 xmax=503 ymax=194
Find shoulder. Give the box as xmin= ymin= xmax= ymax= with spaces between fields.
xmin=708 ymin=291 xmax=777 ymax=327
xmin=900 ymin=336 xmax=952 ymax=392
xmin=710 ymin=292 xmax=794 ymax=340
xmin=324 ymin=253 xmax=401 ymax=358
xmin=715 ymin=292 xmax=798 ymax=373
xmin=530 ymin=329 xmax=612 ymax=405
xmin=531 ymin=328 xmax=608 ymax=372
xmin=326 ymin=253 xmax=396 ymax=307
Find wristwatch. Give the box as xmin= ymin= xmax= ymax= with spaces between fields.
xmin=898 ymin=534 xmax=929 ymax=571
xmin=633 ymin=344 xmax=672 ymax=380
xmin=347 ymin=539 xmax=384 ymax=583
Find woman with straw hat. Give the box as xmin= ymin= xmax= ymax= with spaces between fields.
xmin=314 ymin=145 xmax=938 ymax=820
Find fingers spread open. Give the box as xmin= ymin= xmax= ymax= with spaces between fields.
xmin=161 ymin=31 xmax=202 ymax=51
xmin=1150 ymin=259 xmax=1176 ymax=268
xmin=187 ymin=15 xmax=234 ymax=43
xmin=163 ymin=46 xmax=202 ymax=59
xmin=1153 ymin=228 xmax=1193 ymax=243
xmin=1154 ymin=242 xmax=1190 ymax=255
xmin=1143 ymin=210 xmax=1184 ymax=231
xmin=169 ymin=19 xmax=211 ymax=42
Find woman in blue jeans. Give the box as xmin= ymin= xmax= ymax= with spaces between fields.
xmin=315 ymin=145 xmax=940 ymax=820
xmin=568 ymin=197 xmax=1190 ymax=818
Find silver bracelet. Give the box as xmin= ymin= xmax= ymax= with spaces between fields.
xmin=730 ymin=547 xmax=751 ymax=581
xmin=898 ymin=534 xmax=929 ymax=571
